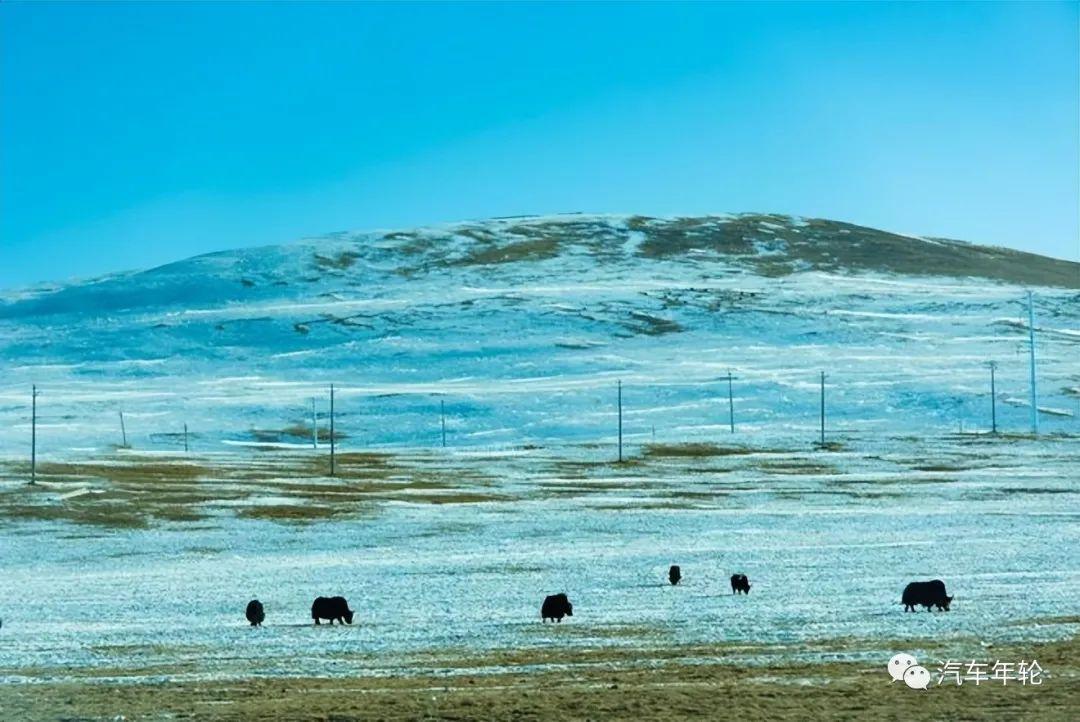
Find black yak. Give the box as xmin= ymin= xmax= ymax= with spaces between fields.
xmin=541 ymin=593 xmax=573 ymax=622
xmin=669 ymin=565 xmax=682 ymax=586
xmin=312 ymin=596 xmax=354 ymax=625
xmin=902 ymin=580 xmax=953 ymax=612
xmin=245 ymin=599 xmax=265 ymax=626
xmin=730 ymin=574 xmax=751 ymax=595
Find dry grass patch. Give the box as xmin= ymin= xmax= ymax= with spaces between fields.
xmin=392 ymin=491 xmax=510 ymax=505
xmin=2 ymin=501 xmax=148 ymax=529
xmin=237 ymin=504 xmax=353 ymax=523
xmin=643 ymin=442 xmax=773 ymax=458
xmin=755 ymin=460 xmax=838 ymax=475
xmin=26 ymin=460 xmax=210 ymax=483
xmin=1 ymin=638 xmax=1075 ymax=720
xmin=912 ymin=463 xmax=970 ymax=472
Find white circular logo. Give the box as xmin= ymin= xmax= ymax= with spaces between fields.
xmin=904 ymin=665 xmax=931 ymax=690
xmin=888 ymin=653 xmax=918 ymax=682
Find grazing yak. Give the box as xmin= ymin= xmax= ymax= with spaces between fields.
xmin=902 ymin=580 xmax=953 ymax=612
xmin=541 ymin=593 xmax=573 ymax=623
xmin=245 ymin=599 xmax=265 ymax=626
xmin=312 ymin=596 xmax=354 ymax=625
xmin=730 ymin=574 xmax=751 ymax=595
xmin=669 ymin=565 xmax=682 ymax=586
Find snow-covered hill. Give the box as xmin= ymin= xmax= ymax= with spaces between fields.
xmin=0 ymin=213 xmax=1077 ymax=455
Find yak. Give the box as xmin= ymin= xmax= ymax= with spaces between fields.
xmin=730 ymin=574 xmax=751 ymax=595
xmin=902 ymin=580 xmax=953 ymax=612
xmin=541 ymin=593 xmax=573 ymax=623
xmin=245 ymin=599 xmax=265 ymax=626
xmin=312 ymin=596 xmax=354 ymax=625
xmin=669 ymin=565 xmax=682 ymax=586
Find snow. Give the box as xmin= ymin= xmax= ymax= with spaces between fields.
xmin=0 ymin=212 xmax=1077 ymax=682
xmin=0 ymin=436 xmax=1077 ymax=683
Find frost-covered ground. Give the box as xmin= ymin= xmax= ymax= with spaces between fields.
xmin=0 ymin=213 xmax=1077 ymax=685
xmin=0 ymin=434 xmax=1078 ymax=684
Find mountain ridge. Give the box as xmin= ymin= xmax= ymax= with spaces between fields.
xmin=2 ymin=214 xmax=1077 ymax=318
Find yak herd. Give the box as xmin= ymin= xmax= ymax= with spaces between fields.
xmin=242 ymin=569 xmax=954 ymax=626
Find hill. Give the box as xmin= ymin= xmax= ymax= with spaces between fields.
xmin=0 ymin=213 xmax=1076 ymax=454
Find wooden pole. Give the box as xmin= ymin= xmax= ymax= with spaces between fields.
xmin=184 ymin=423 xmax=189 ymax=452
xmin=312 ymin=397 xmax=318 ymax=449
xmin=988 ymin=361 xmax=998 ymax=434
xmin=440 ymin=399 xmax=447 ymax=448
xmin=119 ymin=410 xmax=127 ymax=448
xmin=1027 ymin=291 xmax=1038 ymax=435
xmin=727 ymin=370 xmax=735 ymax=434
xmin=329 ymin=384 xmax=336 ymax=477
xmin=617 ymin=379 xmax=623 ymax=463
xmin=819 ymin=372 xmax=826 ymax=446
xmin=30 ymin=385 xmax=37 ymax=486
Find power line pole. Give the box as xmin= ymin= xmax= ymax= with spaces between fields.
xmin=440 ymin=399 xmax=447 ymax=448
xmin=119 ymin=410 xmax=128 ymax=448
xmin=617 ymin=379 xmax=623 ymax=463
xmin=311 ymin=397 xmax=318 ymax=449
xmin=329 ymin=384 xmax=336 ymax=477
xmin=184 ymin=423 xmax=189 ymax=453
xmin=1027 ymin=291 xmax=1038 ymax=436
xmin=987 ymin=361 xmax=998 ymax=434
xmin=727 ymin=370 xmax=735 ymax=434
xmin=30 ymin=385 xmax=38 ymax=486
xmin=819 ymin=371 xmax=826 ymax=446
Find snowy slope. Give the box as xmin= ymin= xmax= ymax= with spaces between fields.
xmin=0 ymin=213 xmax=1077 ymax=455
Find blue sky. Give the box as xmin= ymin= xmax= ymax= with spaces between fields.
xmin=1 ymin=1 xmax=1077 ymax=287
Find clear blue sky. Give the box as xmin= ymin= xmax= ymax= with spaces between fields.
xmin=1 ymin=1 xmax=1077 ymax=287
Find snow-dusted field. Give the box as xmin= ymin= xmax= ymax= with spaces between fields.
xmin=1 ymin=433 xmax=1077 ymax=684
xmin=0 ymin=214 xmax=1077 ymax=684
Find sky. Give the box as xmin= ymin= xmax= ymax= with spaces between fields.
xmin=1 ymin=1 xmax=1077 ymax=288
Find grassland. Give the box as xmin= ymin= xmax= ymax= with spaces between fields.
xmin=2 ymin=437 xmax=1078 ymax=719
xmin=2 ymin=434 xmax=1077 ymax=529
xmin=0 ymin=451 xmax=504 ymax=528
xmin=1 ymin=637 xmax=1075 ymax=721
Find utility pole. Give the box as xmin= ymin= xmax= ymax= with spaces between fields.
xmin=311 ymin=397 xmax=318 ymax=449
xmin=184 ymin=423 xmax=189 ymax=453
xmin=119 ymin=410 xmax=128 ymax=448
xmin=617 ymin=379 xmax=623 ymax=463
xmin=440 ymin=399 xmax=447 ymax=448
xmin=819 ymin=372 xmax=826 ymax=446
xmin=727 ymin=370 xmax=735 ymax=434
xmin=30 ymin=385 xmax=38 ymax=486
xmin=1027 ymin=291 xmax=1038 ymax=435
xmin=329 ymin=384 xmax=336 ymax=477
xmin=987 ymin=361 xmax=998 ymax=434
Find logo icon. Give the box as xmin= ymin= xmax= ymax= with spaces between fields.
xmin=889 ymin=653 xmax=929 ymax=690
xmin=888 ymin=653 xmax=917 ymax=683
xmin=904 ymin=665 xmax=931 ymax=690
